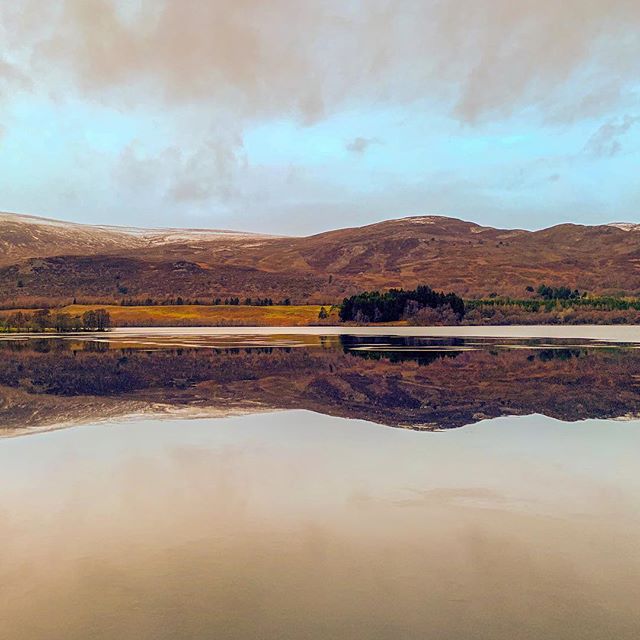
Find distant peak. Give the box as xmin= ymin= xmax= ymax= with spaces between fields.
xmin=382 ymin=214 xmax=478 ymax=226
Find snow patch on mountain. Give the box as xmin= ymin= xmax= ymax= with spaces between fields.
xmin=0 ymin=212 xmax=280 ymax=245
xmin=608 ymin=222 xmax=640 ymax=232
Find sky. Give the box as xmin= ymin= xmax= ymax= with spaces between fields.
xmin=0 ymin=0 xmax=638 ymax=235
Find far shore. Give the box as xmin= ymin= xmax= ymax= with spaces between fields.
xmin=3 ymin=303 xmax=640 ymax=331
xmin=107 ymin=325 xmax=640 ymax=341
xmin=3 ymin=324 xmax=640 ymax=343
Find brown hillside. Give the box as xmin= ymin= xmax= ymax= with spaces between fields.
xmin=2 ymin=212 xmax=640 ymax=303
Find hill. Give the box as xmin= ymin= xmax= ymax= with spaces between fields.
xmin=2 ymin=211 xmax=640 ymax=305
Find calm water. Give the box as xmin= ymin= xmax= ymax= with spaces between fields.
xmin=1 ymin=328 xmax=639 ymax=639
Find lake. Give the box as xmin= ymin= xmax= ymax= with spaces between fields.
xmin=1 ymin=327 xmax=639 ymax=639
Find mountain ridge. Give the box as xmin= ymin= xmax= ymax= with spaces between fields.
xmin=5 ymin=209 xmax=639 ymax=239
xmin=2 ymin=210 xmax=640 ymax=303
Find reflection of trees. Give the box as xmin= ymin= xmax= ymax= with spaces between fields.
xmin=1 ymin=338 xmax=640 ymax=431
xmin=536 ymin=348 xmax=584 ymax=362
xmin=339 ymin=335 xmax=468 ymax=351
xmin=340 ymin=335 xmax=463 ymax=366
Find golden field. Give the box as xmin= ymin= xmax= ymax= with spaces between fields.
xmin=55 ymin=304 xmax=330 ymax=327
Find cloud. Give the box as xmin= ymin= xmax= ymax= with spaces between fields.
xmin=584 ymin=115 xmax=640 ymax=156
xmin=167 ymin=136 xmax=246 ymax=204
xmin=1 ymin=0 xmax=638 ymax=124
xmin=0 ymin=57 xmax=32 ymax=101
xmin=345 ymin=136 xmax=381 ymax=154
xmin=112 ymin=131 xmax=246 ymax=206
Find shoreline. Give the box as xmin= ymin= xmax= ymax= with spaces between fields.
xmin=109 ymin=325 xmax=640 ymax=341
xmin=4 ymin=324 xmax=640 ymax=342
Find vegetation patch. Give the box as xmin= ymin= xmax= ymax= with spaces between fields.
xmin=339 ymin=286 xmax=465 ymax=323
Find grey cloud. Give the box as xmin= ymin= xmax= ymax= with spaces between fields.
xmin=112 ymin=143 xmax=164 ymax=191
xmin=113 ymin=133 xmax=246 ymax=205
xmin=0 ymin=57 xmax=32 ymax=100
xmin=584 ymin=115 xmax=640 ymax=157
xmin=345 ymin=136 xmax=381 ymax=154
xmin=167 ymin=135 xmax=246 ymax=203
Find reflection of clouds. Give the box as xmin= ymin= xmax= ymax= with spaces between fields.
xmin=397 ymin=487 xmax=514 ymax=508
xmin=349 ymin=486 xmax=535 ymax=513
xmin=0 ymin=414 xmax=640 ymax=638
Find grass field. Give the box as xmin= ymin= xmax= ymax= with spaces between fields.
xmin=4 ymin=301 xmax=640 ymax=328
xmin=52 ymin=304 xmax=332 ymax=327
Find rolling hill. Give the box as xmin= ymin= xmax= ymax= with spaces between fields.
xmin=1 ymin=211 xmax=640 ymax=305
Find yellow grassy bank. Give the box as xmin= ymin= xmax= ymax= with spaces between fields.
xmin=54 ymin=304 xmax=330 ymax=327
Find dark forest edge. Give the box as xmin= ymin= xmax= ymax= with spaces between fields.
xmin=340 ymin=286 xmax=465 ymax=324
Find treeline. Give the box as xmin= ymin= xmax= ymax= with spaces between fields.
xmin=340 ymin=285 xmax=465 ymax=323
xmin=0 ymin=309 xmax=111 ymax=333
xmin=467 ymin=296 xmax=640 ymax=313
xmin=118 ymin=297 xmax=291 ymax=307
xmin=464 ymin=296 xmax=640 ymax=325
xmin=464 ymin=305 xmax=640 ymax=325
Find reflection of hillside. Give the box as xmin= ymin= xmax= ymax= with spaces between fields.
xmin=1 ymin=338 xmax=640 ymax=434
xmin=0 ymin=385 xmax=150 ymax=437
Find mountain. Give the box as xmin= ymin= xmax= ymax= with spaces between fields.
xmin=1 ymin=211 xmax=640 ymax=304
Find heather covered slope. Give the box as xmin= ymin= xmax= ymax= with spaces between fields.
xmin=218 ymin=216 xmax=640 ymax=297
xmin=2 ymin=211 xmax=640 ymax=304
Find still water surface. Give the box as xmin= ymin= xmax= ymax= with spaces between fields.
xmin=0 ymin=328 xmax=639 ymax=638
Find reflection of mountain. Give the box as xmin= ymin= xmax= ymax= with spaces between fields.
xmin=1 ymin=336 xmax=640 ymax=434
